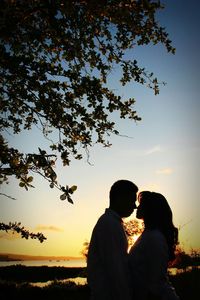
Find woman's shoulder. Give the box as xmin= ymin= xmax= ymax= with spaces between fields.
xmin=144 ymin=229 xmax=166 ymax=245
xmin=144 ymin=228 xmax=164 ymax=237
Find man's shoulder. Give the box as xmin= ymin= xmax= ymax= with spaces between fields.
xmin=99 ymin=209 xmax=120 ymax=222
xmin=95 ymin=209 xmax=121 ymax=230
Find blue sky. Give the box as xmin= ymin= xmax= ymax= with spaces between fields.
xmin=0 ymin=0 xmax=199 ymax=256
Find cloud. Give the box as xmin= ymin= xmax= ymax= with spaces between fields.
xmin=145 ymin=145 xmax=162 ymax=155
xmin=0 ymin=232 xmax=20 ymax=240
xmin=156 ymin=168 xmax=173 ymax=175
xmin=0 ymin=225 xmax=63 ymax=241
xmin=35 ymin=225 xmax=63 ymax=232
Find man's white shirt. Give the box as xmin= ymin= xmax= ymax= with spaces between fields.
xmin=87 ymin=208 xmax=132 ymax=300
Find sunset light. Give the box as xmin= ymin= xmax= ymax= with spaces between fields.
xmin=1 ymin=0 xmax=199 ymax=261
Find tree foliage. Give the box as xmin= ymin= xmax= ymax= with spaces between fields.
xmin=124 ymin=218 xmax=144 ymax=247
xmin=0 ymin=222 xmax=47 ymax=243
xmin=82 ymin=218 xmax=144 ymax=258
xmin=0 ymin=0 xmax=175 ymax=201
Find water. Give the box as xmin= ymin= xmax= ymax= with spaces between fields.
xmin=0 ymin=258 xmax=86 ymax=268
xmin=168 ymin=265 xmax=199 ymax=275
xmin=0 ymin=258 xmax=87 ymax=287
xmin=30 ymin=277 xmax=87 ymax=287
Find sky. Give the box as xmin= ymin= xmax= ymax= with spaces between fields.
xmin=1 ymin=0 xmax=200 ymax=257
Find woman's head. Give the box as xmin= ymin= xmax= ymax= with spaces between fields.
xmin=136 ymin=191 xmax=172 ymax=228
xmin=137 ymin=191 xmax=178 ymax=261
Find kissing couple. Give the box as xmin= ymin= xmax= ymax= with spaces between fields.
xmin=87 ymin=180 xmax=180 ymax=300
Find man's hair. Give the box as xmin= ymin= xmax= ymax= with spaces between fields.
xmin=109 ymin=180 xmax=138 ymax=204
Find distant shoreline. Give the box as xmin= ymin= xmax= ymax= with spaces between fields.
xmin=0 ymin=253 xmax=83 ymax=262
xmin=0 ymin=264 xmax=87 ymax=283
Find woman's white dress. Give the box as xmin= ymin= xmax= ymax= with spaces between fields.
xmin=129 ymin=229 xmax=180 ymax=300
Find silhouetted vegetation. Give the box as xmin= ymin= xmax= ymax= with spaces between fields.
xmin=170 ymin=268 xmax=200 ymax=300
xmin=1 ymin=0 xmax=175 ymax=200
xmin=0 ymin=222 xmax=47 ymax=243
xmin=0 ymin=265 xmax=199 ymax=300
xmin=0 ymin=280 xmax=90 ymax=300
xmin=0 ymin=265 xmax=86 ymax=282
xmin=170 ymin=247 xmax=200 ymax=271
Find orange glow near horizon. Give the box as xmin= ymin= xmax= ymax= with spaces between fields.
xmin=1 ymin=1 xmax=199 ymax=259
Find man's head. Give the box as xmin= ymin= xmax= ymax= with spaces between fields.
xmin=109 ymin=180 xmax=138 ymax=218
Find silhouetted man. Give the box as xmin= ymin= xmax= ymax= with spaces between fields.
xmin=87 ymin=179 xmax=138 ymax=300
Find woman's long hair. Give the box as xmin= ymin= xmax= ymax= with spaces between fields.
xmin=138 ymin=191 xmax=178 ymax=261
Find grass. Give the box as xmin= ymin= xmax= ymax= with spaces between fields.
xmin=169 ymin=267 xmax=200 ymax=300
xmin=0 ymin=265 xmax=86 ymax=282
xmin=0 ymin=280 xmax=90 ymax=300
xmin=0 ymin=265 xmax=199 ymax=299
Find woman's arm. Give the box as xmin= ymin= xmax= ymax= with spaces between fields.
xmin=146 ymin=231 xmax=179 ymax=300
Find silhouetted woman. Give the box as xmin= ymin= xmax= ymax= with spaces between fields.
xmin=129 ymin=191 xmax=180 ymax=300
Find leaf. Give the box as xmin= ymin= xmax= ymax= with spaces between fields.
xmin=69 ymin=185 xmax=77 ymax=193
xmin=67 ymin=195 xmax=74 ymax=204
xmin=27 ymin=183 xmax=35 ymax=188
xmin=27 ymin=176 xmax=33 ymax=183
xmin=60 ymin=193 xmax=67 ymax=200
xmin=19 ymin=182 xmax=25 ymax=187
xmin=49 ymin=182 xmax=54 ymax=188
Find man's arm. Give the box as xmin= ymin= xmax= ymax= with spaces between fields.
xmin=98 ymin=219 xmax=132 ymax=300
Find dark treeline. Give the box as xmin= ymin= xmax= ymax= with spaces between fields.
xmin=0 ymin=280 xmax=90 ymax=300
xmin=0 ymin=266 xmax=200 ymax=300
xmin=0 ymin=265 xmax=86 ymax=282
xmin=170 ymin=248 xmax=200 ymax=270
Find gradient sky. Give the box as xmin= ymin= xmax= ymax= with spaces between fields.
xmin=1 ymin=0 xmax=199 ymax=257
